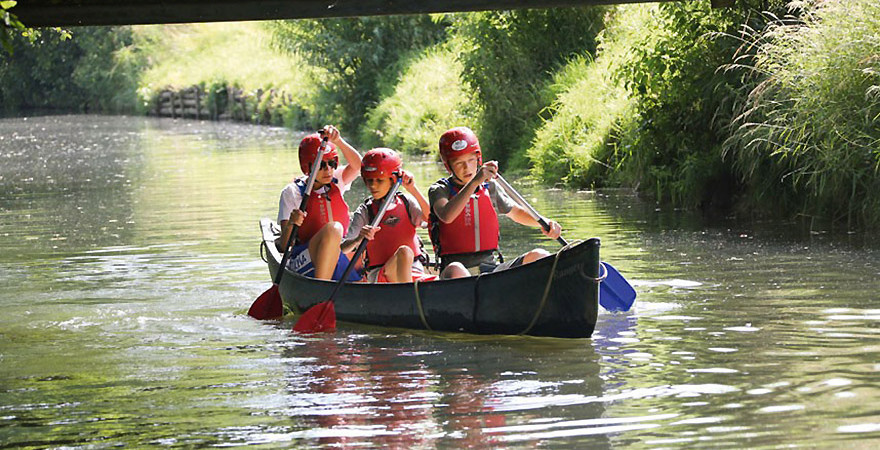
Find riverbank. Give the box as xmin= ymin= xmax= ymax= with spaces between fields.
xmin=2 ymin=0 xmax=878 ymax=228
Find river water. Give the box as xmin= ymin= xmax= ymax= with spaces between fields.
xmin=0 ymin=115 xmax=877 ymax=448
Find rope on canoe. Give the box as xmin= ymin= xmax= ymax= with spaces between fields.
xmin=413 ymin=277 xmax=432 ymax=330
xmin=518 ymin=242 xmax=572 ymax=336
xmin=260 ymin=241 xmax=269 ymax=263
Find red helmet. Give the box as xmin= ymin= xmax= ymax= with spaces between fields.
xmin=438 ymin=126 xmax=481 ymax=173
xmin=298 ymin=133 xmax=338 ymax=174
xmin=361 ymin=147 xmax=402 ymax=180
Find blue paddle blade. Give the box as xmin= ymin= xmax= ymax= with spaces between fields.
xmin=599 ymin=262 xmax=636 ymax=312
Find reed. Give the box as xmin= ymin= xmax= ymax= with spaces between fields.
xmin=724 ymin=0 xmax=880 ymax=226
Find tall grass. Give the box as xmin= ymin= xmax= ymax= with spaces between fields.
xmin=725 ymin=0 xmax=880 ymax=226
xmin=527 ymin=5 xmax=648 ymax=187
xmin=359 ymin=43 xmax=477 ymax=154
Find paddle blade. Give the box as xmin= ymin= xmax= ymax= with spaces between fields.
xmin=248 ymin=284 xmax=284 ymax=320
xmin=599 ymin=262 xmax=636 ymax=312
xmin=292 ymin=300 xmax=336 ymax=333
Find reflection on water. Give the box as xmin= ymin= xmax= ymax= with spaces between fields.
xmin=1 ymin=115 xmax=878 ymax=448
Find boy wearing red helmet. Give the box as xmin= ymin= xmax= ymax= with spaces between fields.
xmin=429 ymin=126 xmax=562 ymax=278
xmin=341 ymin=148 xmax=435 ymax=283
xmin=277 ymin=125 xmax=362 ymax=281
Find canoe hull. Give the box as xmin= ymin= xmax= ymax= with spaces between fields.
xmin=260 ymin=219 xmax=599 ymax=338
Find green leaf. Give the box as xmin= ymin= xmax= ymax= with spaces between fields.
xmin=0 ymin=1 xmax=17 ymax=10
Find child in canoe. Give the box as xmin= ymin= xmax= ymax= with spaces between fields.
xmin=277 ymin=125 xmax=363 ymax=281
xmin=341 ymin=148 xmax=435 ymax=283
xmin=428 ymin=126 xmax=562 ymax=279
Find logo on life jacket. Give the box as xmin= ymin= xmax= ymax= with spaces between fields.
xmin=379 ymin=202 xmax=402 ymax=227
xmin=383 ymin=215 xmax=401 ymax=226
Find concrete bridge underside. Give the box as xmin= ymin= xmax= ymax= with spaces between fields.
xmin=14 ymin=0 xmax=731 ymax=27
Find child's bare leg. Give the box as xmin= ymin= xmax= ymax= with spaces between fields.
xmin=384 ymin=246 xmax=414 ymax=283
xmin=521 ymin=248 xmax=551 ymax=265
xmin=309 ymin=222 xmax=344 ymax=280
xmin=440 ymin=262 xmax=470 ymax=279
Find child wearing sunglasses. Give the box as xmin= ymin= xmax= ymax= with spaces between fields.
xmin=276 ymin=125 xmax=363 ymax=281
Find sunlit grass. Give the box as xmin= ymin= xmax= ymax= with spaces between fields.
xmin=134 ymin=21 xmax=317 ymax=97
xmin=360 ymin=43 xmax=476 ymax=154
xmin=527 ymin=5 xmax=651 ymax=186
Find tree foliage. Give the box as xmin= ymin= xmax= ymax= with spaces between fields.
xmin=610 ymin=1 xmax=757 ymax=209
xmin=2 ymin=1 xmax=72 ymax=55
xmin=1 ymin=0 xmax=27 ymax=54
xmin=0 ymin=26 xmax=140 ymax=113
xmin=451 ymin=7 xmax=605 ymax=167
xmin=270 ymin=15 xmax=447 ymax=134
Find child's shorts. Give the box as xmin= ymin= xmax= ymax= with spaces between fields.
xmin=285 ymin=244 xmax=362 ymax=282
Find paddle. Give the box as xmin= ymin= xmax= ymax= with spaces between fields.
xmin=494 ymin=174 xmax=636 ymax=312
xmin=248 ymin=136 xmax=328 ymax=320
xmin=293 ymin=174 xmax=405 ymax=333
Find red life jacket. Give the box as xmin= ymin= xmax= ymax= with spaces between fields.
xmin=365 ymin=193 xmax=422 ymax=269
xmin=429 ymin=178 xmax=499 ymax=256
xmin=295 ymin=178 xmax=350 ymax=244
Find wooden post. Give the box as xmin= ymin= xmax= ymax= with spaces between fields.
xmin=241 ymin=90 xmax=247 ymax=122
xmin=227 ymin=87 xmax=234 ymax=121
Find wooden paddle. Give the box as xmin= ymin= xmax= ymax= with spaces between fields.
xmin=494 ymin=173 xmax=636 ymax=312
xmin=292 ymin=175 xmax=404 ymax=333
xmin=248 ymin=136 xmax=329 ymax=320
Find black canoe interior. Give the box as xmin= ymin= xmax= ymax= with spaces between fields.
xmin=260 ymin=218 xmax=600 ymax=337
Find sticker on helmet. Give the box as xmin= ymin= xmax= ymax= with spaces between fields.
xmin=364 ymin=166 xmax=378 ymax=171
xmin=451 ymin=139 xmax=468 ymax=151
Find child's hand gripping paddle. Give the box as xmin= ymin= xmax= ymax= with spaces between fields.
xmin=248 ymin=136 xmax=328 ymax=320
xmin=494 ymin=173 xmax=636 ymax=312
xmin=292 ymin=174 xmax=405 ymax=333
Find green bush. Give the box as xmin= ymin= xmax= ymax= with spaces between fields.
xmin=72 ymin=27 xmax=144 ymax=113
xmin=359 ymin=43 xmax=478 ymax=155
xmin=725 ymin=0 xmax=880 ymax=226
xmin=451 ymin=7 xmax=606 ymax=168
xmin=529 ymin=1 xmax=795 ymax=212
xmin=271 ymin=15 xmax=448 ymax=135
xmin=609 ymin=1 xmax=777 ymax=209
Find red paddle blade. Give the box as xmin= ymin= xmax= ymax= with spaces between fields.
xmin=248 ymin=284 xmax=283 ymax=320
xmin=292 ymin=300 xmax=336 ymax=333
